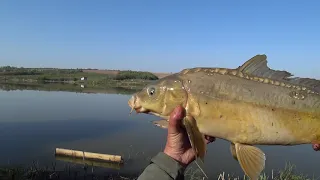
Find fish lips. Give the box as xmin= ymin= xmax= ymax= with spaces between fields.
xmin=134 ymin=107 xmax=150 ymax=114
xmin=128 ymin=95 xmax=150 ymax=114
xmin=128 ymin=98 xmax=168 ymax=119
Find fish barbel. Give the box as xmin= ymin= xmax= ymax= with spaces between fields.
xmin=128 ymin=54 xmax=320 ymax=179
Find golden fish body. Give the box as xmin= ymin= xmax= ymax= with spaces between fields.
xmin=179 ymin=68 xmax=320 ymax=146
xmin=128 ymin=54 xmax=320 ymax=179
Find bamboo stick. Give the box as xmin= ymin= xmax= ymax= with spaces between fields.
xmin=55 ymin=155 xmax=123 ymax=170
xmin=55 ymin=148 xmax=123 ymax=163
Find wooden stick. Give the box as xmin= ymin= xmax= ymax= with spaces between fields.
xmin=55 ymin=148 xmax=123 ymax=163
xmin=55 ymin=155 xmax=123 ymax=170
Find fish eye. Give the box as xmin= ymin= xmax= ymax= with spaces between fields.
xmin=148 ymin=87 xmax=156 ymax=96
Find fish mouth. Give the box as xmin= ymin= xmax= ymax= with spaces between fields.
xmin=128 ymin=95 xmax=150 ymax=114
xmin=134 ymin=107 xmax=150 ymax=114
xmin=128 ymin=95 xmax=168 ymax=119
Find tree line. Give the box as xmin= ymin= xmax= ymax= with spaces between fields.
xmin=0 ymin=66 xmax=159 ymax=81
xmin=0 ymin=66 xmax=82 ymax=75
xmin=113 ymin=71 xmax=159 ymax=80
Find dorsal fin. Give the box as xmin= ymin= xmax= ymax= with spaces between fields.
xmin=237 ymin=54 xmax=320 ymax=93
xmin=237 ymin=54 xmax=293 ymax=79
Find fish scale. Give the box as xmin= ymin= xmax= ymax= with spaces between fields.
xmin=181 ymin=70 xmax=319 ymax=114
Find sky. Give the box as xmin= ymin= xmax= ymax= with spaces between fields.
xmin=0 ymin=0 xmax=319 ymax=78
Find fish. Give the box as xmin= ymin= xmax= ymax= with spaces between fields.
xmin=127 ymin=54 xmax=320 ymax=180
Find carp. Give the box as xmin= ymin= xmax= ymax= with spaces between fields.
xmin=128 ymin=54 xmax=320 ymax=179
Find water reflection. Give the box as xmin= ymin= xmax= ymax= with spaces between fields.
xmin=0 ymin=82 xmax=140 ymax=95
xmin=0 ymin=83 xmax=319 ymax=178
xmin=55 ymin=155 xmax=123 ymax=170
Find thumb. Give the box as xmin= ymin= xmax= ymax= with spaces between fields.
xmin=313 ymin=144 xmax=320 ymax=151
xmin=168 ymin=106 xmax=186 ymax=134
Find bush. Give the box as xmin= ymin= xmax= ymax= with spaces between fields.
xmin=114 ymin=71 xmax=158 ymax=80
xmin=37 ymin=76 xmax=49 ymax=82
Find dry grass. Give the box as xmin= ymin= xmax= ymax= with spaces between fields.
xmin=190 ymin=163 xmax=319 ymax=180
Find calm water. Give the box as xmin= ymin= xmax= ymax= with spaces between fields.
xmin=0 ymin=87 xmax=319 ymax=178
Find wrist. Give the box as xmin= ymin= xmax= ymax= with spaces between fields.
xmin=164 ymin=148 xmax=188 ymax=167
xmin=150 ymin=152 xmax=186 ymax=179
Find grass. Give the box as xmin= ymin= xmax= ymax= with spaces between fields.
xmin=0 ymin=161 xmax=317 ymax=180
xmin=213 ymin=163 xmax=318 ymax=180
xmin=0 ymin=163 xmax=138 ymax=180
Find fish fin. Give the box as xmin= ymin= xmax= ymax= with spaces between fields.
xmin=230 ymin=143 xmax=238 ymax=161
xmin=237 ymin=54 xmax=293 ymax=80
xmin=186 ymin=93 xmax=201 ymax=117
xmin=235 ymin=143 xmax=266 ymax=180
xmin=183 ymin=115 xmax=208 ymax=178
xmin=152 ymin=119 xmax=168 ymax=129
xmin=237 ymin=54 xmax=320 ymax=92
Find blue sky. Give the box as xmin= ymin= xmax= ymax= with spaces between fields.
xmin=0 ymin=0 xmax=319 ymax=78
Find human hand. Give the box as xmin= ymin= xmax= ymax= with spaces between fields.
xmin=163 ymin=106 xmax=216 ymax=167
xmin=312 ymin=144 xmax=320 ymax=151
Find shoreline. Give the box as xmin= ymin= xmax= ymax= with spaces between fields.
xmin=0 ymin=66 xmax=166 ymax=94
xmin=0 ymin=82 xmax=145 ymax=95
xmin=0 ymin=161 xmax=315 ymax=180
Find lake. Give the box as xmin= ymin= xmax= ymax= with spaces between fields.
xmin=0 ymin=85 xmax=319 ymax=179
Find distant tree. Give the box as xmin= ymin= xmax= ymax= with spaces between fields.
xmin=114 ymin=71 xmax=158 ymax=80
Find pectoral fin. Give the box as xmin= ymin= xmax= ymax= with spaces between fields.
xmin=230 ymin=143 xmax=238 ymax=161
xmin=183 ymin=115 xmax=208 ymax=178
xmin=152 ymin=119 xmax=168 ymax=129
xmin=235 ymin=143 xmax=266 ymax=180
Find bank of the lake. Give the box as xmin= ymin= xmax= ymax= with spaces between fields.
xmin=0 ymin=66 xmax=166 ymax=90
xmin=0 ymin=161 xmax=315 ymax=180
xmin=0 ymin=82 xmax=144 ymax=95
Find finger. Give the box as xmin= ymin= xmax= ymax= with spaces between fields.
xmin=168 ymin=106 xmax=185 ymax=134
xmin=312 ymin=144 xmax=320 ymax=151
xmin=205 ymin=135 xmax=216 ymax=142
xmin=205 ymin=135 xmax=216 ymax=144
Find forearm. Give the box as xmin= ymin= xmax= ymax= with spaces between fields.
xmin=137 ymin=152 xmax=186 ymax=180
